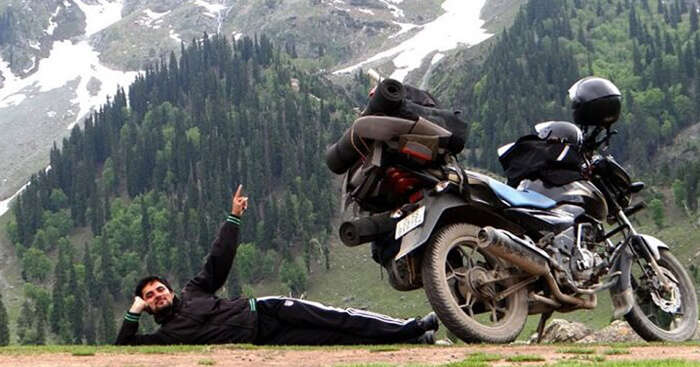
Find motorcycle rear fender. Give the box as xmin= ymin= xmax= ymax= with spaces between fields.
xmin=394 ymin=192 xmax=466 ymax=260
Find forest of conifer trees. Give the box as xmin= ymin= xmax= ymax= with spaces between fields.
xmin=436 ymin=0 xmax=700 ymax=210
xmin=5 ymin=33 xmax=364 ymax=344
xmin=3 ymin=0 xmax=700 ymax=345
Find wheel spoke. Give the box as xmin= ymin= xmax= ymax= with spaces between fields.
xmin=489 ymin=302 xmax=499 ymax=322
xmin=468 ymin=245 xmax=478 ymax=268
xmin=464 ymin=291 xmax=473 ymax=307
xmin=458 ymin=302 xmax=474 ymax=317
xmin=446 ymin=261 xmax=455 ymax=274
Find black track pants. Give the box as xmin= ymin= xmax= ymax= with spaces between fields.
xmin=253 ymin=297 xmax=424 ymax=345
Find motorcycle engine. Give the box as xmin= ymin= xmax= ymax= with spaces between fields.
xmin=548 ymin=226 xmax=604 ymax=287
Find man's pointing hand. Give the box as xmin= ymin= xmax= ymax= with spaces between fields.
xmin=232 ymin=184 xmax=248 ymax=217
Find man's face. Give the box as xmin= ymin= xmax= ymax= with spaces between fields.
xmin=141 ymin=280 xmax=174 ymax=313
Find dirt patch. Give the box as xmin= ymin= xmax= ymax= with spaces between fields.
xmin=0 ymin=344 xmax=698 ymax=366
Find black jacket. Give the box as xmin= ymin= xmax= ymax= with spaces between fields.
xmin=115 ymin=215 xmax=257 ymax=345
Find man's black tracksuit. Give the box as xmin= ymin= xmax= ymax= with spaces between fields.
xmin=115 ymin=214 xmax=428 ymax=345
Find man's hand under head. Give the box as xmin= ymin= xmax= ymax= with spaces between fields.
xmin=129 ymin=296 xmax=149 ymax=314
xmin=231 ymin=184 xmax=248 ymax=217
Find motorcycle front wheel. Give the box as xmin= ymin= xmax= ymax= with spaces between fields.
xmin=422 ymin=223 xmax=528 ymax=343
xmin=625 ymin=248 xmax=698 ymax=341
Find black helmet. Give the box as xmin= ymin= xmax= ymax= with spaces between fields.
xmin=568 ymin=77 xmax=621 ymax=127
xmin=534 ymin=121 xmax=583 ymax=146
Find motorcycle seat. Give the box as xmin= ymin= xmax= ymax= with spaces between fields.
xmin=487 ymin=178 xmax=557 ymax=209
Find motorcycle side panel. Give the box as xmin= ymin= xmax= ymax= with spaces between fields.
xmin=395 ymin=193 xmax=465 ymax=260
xmin=502 ymin=207 xmax=577 ymax=235
xmin=519 ymin=179 xmax=608 ymax=221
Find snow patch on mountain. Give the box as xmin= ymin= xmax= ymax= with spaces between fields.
xmin=389 ymin=21 xmax=419 ymax=39
xmin=379 ymin=0 xmax=404 ymax=18
xmin=0 ymin=56 xmax=25 ymax=107
xmin=138 ymin=9 xmax=170 ymax=29
xmin=64 ymin=42 xmax=139 ymax=129
xmin=193 ymin=0 xmax=233 ymax=34
xmin=0 ymin=40 xmax=137 ymax=118
xmin=169 ymin=28 xmax=183 ymax=43
xmin=0 ymin=0 xmax=139 ymax=211
xmin=334 ymin=0 xmax=491 ymax=81
xmin=46 ymin=6 xmax=62 ymax=36
xmin=73 ymin=0 xmax=124 ymax=37
xmin=22 ymin=57 xmax=36 ymax=74
xmin=0 ymin=165 xmax=52 ymax=217
xmin=194 ymin=0 xmax=226 ymax=18
xmin=0 ymin=182 xmax=29 ymax=217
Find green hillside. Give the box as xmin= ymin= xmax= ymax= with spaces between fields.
xmin=1 ymin=0 xmax=699 ymax=346
xmin=2 ymin=34 xmax=357 ymax=345
xmin=432 ymin=0 xmax=700 ymax=176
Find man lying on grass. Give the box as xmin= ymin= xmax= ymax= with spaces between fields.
xmin=115 ymin=185 xmax=438 ymax=345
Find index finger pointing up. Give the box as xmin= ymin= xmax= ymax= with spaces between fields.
xmin=234 ymin=184 xmax=243 ymax=199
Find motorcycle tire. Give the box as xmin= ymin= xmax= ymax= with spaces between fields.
xmin=625 ymin=249 xmax=698 ymax=342
xmin=422 ymin=223 xmax=528 ymax=343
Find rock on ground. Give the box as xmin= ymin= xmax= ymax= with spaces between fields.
xmin=528 ymin=319 xmax=593 ymax=344
xmin=577 ymin=320 xmax=644 ymax=343
xmin=529 ymin=319 xmax=700 ymax=344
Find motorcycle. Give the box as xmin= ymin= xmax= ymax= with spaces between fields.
xmin=325 ymin=78 xmax=698 ymax=343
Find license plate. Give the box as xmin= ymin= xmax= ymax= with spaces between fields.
xmin=395 ymin=206 xmax=425 ymax=240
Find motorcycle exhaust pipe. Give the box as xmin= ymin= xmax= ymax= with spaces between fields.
xmin=339 ymin=213 xmax=396 ymax=247
xmin=477 ymin=227 xmax=550 ymax=276
xmin=477 ymin=227 xmax=596 ymax=309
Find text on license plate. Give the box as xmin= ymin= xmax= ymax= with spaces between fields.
xmin=395 ymin=206 xmax=425 ymax=240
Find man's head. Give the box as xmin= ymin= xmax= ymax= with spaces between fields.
xmin=134 ymin=276 xmax=175 ymax=314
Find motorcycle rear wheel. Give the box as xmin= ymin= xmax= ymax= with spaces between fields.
xmin=625 ymin=249 xmax=698 ymax=341
xmin=422 ymin=223 xmax=528 ymax=343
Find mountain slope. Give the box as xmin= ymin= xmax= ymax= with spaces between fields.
xmin=431 ymin=0 xmax=699 ymax=173
xmin=0 ymin=0 xmax=512 ymax=203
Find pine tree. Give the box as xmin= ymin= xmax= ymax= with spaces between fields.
xmin=691 ymin=4 xmax=699 ymax=32
xmin=0 ymin=291 xmax=10 ymax=346
xmin=69 ymin=264 xmax=84 ymax=344
xmin=98 ymin=293 xmax=116 ymax=344
xmin=629 ymin=6 xmax=640 ymax=37
xmin=632 ymin=41 xmax=643 ymax=75
xmin=649 ymin=198 xmax=665 ymax=228
xmin=98 ymin=233 xmax=119 ymax=298
xmin=84 ymin=307 xmax=97 ymax=345
xmin=84 ymin=242 xmax=98 ymax=302
xmin=50 ymin=242 xmax=68 ymax=334
xmin=16 ymin=300 xmax=33 ymax=344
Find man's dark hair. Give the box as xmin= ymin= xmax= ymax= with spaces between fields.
xmin=134 ymin=275 xmax=174 ymax=298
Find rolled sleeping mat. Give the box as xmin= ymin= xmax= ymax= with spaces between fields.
xmin=353 ymin=116 xmax=452 ymax=140
xmin=325 ymin=115 xmax=456 ymax=174
xmin=365 ymin=78 xmax=406 ymax=115
xmin=325 ymin=128 xmax=363 ymax=174
xmin=339 ymin=213 xmax=396 ymax=247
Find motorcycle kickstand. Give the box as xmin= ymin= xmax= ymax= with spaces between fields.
xmin=535 ymin=311 xmax=553 ymax=344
